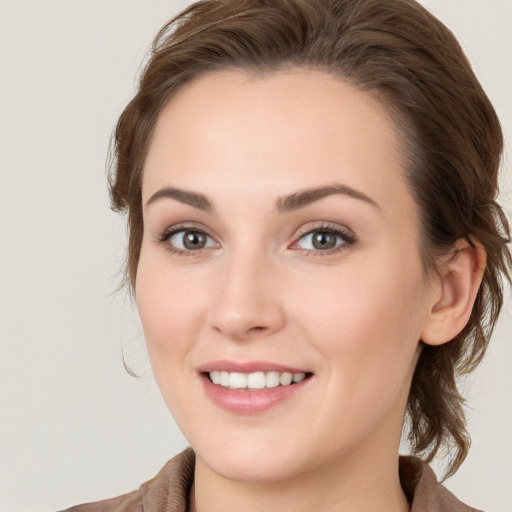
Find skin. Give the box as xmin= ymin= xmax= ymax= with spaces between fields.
xmin=136 ymin=69 xmax=484 ymax=511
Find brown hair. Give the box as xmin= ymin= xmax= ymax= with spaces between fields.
xmin=109 ymin=0 xmax=511 ymax=477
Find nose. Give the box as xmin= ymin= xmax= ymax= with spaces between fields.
xmin=208 ymin=251 xmax=286 ymax=341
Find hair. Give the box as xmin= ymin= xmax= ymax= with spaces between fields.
xmin=109 ymin=0 xmax=511 ymax=478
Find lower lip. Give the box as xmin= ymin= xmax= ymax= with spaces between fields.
xmin=201 ymin=374 xmax=310 ymax=415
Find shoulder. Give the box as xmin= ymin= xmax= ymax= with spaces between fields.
xmin=399 ymin=456 xmax=484 ymax=512
xmin=60 ymin=490 xmax=141 ymax=512
xmin=60 ymin=449 xmax=195 ymax=512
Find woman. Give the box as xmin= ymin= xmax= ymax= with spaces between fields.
xmin=65 ymin=0 xmax=511 ymax=510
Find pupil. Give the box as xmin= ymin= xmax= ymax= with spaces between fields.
xmin=183 ymin=231 xmax=206 ymax=249
xmin=313 ymin=231 xmax=336 ymax=249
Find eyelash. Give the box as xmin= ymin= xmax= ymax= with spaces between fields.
xmin=157 ymin=224 xmax=218 ymax=258
xmin=157 ymin=222 xmax=356 ymax=257
xmin=292 ymin=223 xmax=356 ymax=255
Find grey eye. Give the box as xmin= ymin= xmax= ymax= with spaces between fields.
xmin=169 ymin=230 xmax=216 ymax=250
xmin=296 ymin=230 xmax=345 ymax=251
xmin=311 ymin=231 xmax=338 ymax=249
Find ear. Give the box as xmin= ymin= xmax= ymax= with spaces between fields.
xmin=421 ymin=239 xmax=486 ymax=346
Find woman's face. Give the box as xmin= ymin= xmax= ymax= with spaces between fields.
xmin=137 ymin=69 xmax=438 ymax=482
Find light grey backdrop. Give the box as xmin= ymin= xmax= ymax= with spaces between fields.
xmin=1 ymin=1 xmax=510 ymax=511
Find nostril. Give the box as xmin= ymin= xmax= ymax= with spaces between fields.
xmin=209 ymin=299 xmax=286 ymax=340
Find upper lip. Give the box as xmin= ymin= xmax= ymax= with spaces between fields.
xmin=196 ymin=360 xmax=310 ymax=374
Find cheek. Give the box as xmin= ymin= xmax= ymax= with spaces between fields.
xmin=135 ymin=255 xmax=213 ymax=430
xmin=135 ymin=252 xmax=208 ymax=374
xmin=293 ymin=253 xmax=427 ymax=395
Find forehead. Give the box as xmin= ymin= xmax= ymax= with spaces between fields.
xmin=142 ymin=69 xmax=413 ymax=219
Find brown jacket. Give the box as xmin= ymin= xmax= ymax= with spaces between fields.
xmin=62 ymin=449 xmax=482 ymax=512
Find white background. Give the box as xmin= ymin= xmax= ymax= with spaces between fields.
xmin=0 ymin=1 xmax=510 ymax=511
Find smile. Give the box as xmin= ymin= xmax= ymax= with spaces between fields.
xmin=208 ymin=370 xmax=306 ymax=390
xmin=199 ymin=362 xmax=313 ymax=414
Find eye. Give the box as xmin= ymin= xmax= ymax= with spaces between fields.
xmin=162 ymin=228 xmax=218 ymax=253
xmin=292 ymin=226 xmax=355 ymax=253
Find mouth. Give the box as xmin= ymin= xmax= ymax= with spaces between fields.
xmin=198 ymin=362 xmax=313 ymax=414
xmin=206 ymin=370 xmax=309 ymax=390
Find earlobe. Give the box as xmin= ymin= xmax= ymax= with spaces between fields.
xmin=421 ymin=239 xmax=486 ymax=346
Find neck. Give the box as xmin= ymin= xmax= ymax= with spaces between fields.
xmin=190 ymin=447 xmax=410 ymax=512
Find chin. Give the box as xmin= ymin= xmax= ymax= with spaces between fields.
xmin=196 ymin=439 xmax=311 ymax=484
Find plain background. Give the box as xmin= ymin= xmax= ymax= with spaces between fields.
xmin=0 ymin=1 xmax=510 ymax=511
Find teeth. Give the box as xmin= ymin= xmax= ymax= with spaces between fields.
xmin=208 ymin=371 xmax=307 ymax=390
xmin=247 ymin=371 xmax=266 ymax=389
xmin=229 ymin=372 xmax=247 ymax=389
xmin=280 ymin=372 xmax=293 ymax=385
xmin=220 ymin=371 xmax=230 ymax=387
xmin=266 ymin=371 xmax=280 ymax=388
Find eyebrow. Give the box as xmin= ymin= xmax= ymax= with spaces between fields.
xmin=146 ymin=187 xmax=214 ymax=212
xmin=276 ymin=184 xmax=380 ymax=213
xmin=145 ymin=183 xmax=379 ymax=213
